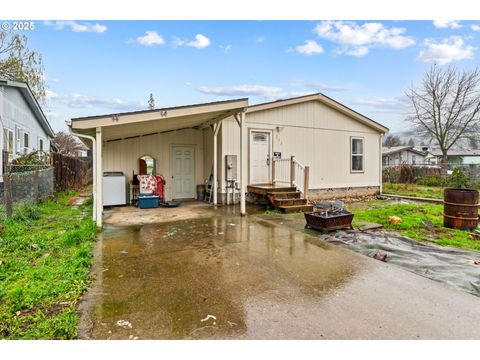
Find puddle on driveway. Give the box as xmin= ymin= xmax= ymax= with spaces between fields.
xmin=79 ymin=213 xmax=363 ymax=339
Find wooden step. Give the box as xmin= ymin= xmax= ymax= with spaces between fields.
xmin=273 ymin=198 xmax=307 ymax=207
xmin=278 ymin=204 xmax=314 ymax=214
xmin=269 ymin=191 xmax=301 ymax=199
xmin=247 ymin=185 xmax=297 ymax=196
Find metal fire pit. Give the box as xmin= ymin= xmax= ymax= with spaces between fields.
xmin=304 ymin=210 xmax=354 ymax=233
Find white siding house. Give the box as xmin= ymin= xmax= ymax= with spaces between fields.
xmin=0 ymin=79 xmax=54 ymax=173
xmin=214 ymin=94 xmax=388 ymax=200
xmin=69 ymin=93 xmax=388 ymax=226
xmin=382 ymin=146 xmax=426 ymax=166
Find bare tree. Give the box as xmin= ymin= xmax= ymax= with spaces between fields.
xmin=51 ymin=131 xmax=86 ymax=156
xmin=383 ymin=134 xmax=403 ymax=147
xmin=406 ymin=65 xmax=480 ymax=163
xmin=0 ymin=30 xmax=45 ymax=103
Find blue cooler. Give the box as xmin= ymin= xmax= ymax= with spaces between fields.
xmin=138 ymin=195 xmax=159 ymax=209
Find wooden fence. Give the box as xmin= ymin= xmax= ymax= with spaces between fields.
xmin=50 ymin=152 xmax=93 ymax=191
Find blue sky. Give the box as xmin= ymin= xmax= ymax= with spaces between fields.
xmin=22 ymin=20 xmax=480 ymax=132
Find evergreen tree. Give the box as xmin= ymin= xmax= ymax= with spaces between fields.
xmin=148 ymin=93 xmax=155 ymax=110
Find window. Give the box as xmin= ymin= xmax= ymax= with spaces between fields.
xmin=39 ymin=139 xmax=44 ymax=151
xmin=351 ymin=137 xmax=364 ymax=172
xmin=3 ymin=129 xmax=14 ymax=153
xmin=16 ymin=128 xmax=21 ymax=153
xmin=24 ymin=132 xmax=29 ymax=149
xmin=253 ymin=133 xmax=267 ymax=142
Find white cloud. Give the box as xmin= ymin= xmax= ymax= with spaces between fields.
xmin=219 ymin=44 xmax=232 ymax=53
xmin=295 ymin=40 xmax=324 ymax=55
xmin=46 ymin=90 xmax=145 ymax=111
xmin=187 ymin=34 xmax=211 ymax=49
xmin=352 ymin=96 xmax=409 ymax=113
xmin=173 ymin=34 xmax=211 ymax=49
xmin=197 ymin=84 xmax=311 ymax=101
xmin=44 ymin=20 xmax=107 ymax=33
xmin=292 ymin=80 xmax=349 ymax=92
xmin=313 ymin=20 xmax=415 ymax=56
xmin=433 ymin=20 xmax=462 ymax=29
xmin=254 ymin=36 xmax=266 ymax=44
xmin=344 ymin=46 xmax=369 ymax=57
xmin=136 ymin=31 xmax=165 ymax=47
xmin=418 ymin=36 xmax=475 ymax=65
xmin=472 ymin=24 xmax=480 ymax=32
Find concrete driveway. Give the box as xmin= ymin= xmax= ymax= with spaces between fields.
xmin=79 ymin=204 xmax=480 ymax=339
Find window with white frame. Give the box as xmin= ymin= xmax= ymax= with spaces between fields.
xmin=39 ymin=138 xmax=44 ymax=151
xmin=24 ymin=132 xmax=29 ymax=150
xmin=3 ymin=129 xmax=14 ymax=154
xmin=16 ymin=128 xmax=21 ymax=153
xmin=351 ymin=137 xmax=364 ymax=172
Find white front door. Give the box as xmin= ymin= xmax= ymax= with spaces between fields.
xmin=171 ymin=145 xmax=195 ymax=199
xmin=250 ymin=131 xmax=271 ymax=184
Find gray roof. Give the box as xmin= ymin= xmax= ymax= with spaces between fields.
xmin=0 ymin=78 xmax=55 ymax=138
xmin=428 ymin=149 xmax=480 ymax=157
xmin=382 ymin=146 xmax=426 ymax=156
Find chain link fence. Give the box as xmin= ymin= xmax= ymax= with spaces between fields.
xmin=383 ymin=163 xmax=480 ymax=186
xmin=0 ymin=152 xmax=93 ymax=217
xmin=0 ymin=167 xmax=55 ymax=216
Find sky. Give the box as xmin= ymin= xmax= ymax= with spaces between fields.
xmin=19 ymin=20 xmax=480 ymax=132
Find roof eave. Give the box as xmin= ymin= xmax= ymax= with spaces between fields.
xmin=1 ymin=79 xmax=55 ymax=138
xmin=247 ymin=93 xmax=389 ymax=134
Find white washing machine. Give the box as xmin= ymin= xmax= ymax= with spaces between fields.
xmin=103 ymin=172 xmax=127 ymax=206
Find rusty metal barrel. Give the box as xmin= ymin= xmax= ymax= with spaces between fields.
xmin=443 ymin=188 xmax=479 ymax=230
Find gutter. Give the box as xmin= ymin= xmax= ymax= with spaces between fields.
xmin=67 ymin=121 xmax=97 ymax=222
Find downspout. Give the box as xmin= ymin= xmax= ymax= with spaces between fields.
xmin=379 ymin=133 xmax=383 ymax=194
xmin=66 ymin=121 xmax=97 ymax=221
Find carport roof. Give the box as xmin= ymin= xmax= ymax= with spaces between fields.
xmin=69 ymin=98 xmax=248 ymax=141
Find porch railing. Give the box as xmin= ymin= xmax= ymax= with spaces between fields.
xmin=272 ymin=155 xmax=310 ymax=198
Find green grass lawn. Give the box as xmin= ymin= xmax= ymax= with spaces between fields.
xmin=348 ymin=200 xmax=480 ymax=252
xmin=0 ymin=191 xmax=96 ymax=339
xmin=382 ymin=182 xmax=444 ymax=199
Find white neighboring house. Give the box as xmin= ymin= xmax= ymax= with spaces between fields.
xmin=425 ymin=149 xmax=480 ymax=165
xmin=382 ymin=146 xmax=426 ymax=166
xmin=0 ymin=78 xmax=55 ymax=175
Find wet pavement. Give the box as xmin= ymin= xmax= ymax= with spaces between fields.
xmin=79 ymin=207 xmax=480 ymax=340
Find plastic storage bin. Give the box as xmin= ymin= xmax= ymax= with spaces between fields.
xmin=138 ymin=195 xmax=159 ymax=209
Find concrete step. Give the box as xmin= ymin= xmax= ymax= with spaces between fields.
xmin=273 ymin=198 xmax=307 ymax=207
xmin=278 ymin=204 xmax=314 ymax=214
xmin=269 ymin=191 xmax=301 ymax=199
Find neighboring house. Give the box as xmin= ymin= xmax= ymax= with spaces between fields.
xmin=382 ymin=146 xmax=426 ymax=166
xmin=0 ymin=78 xmax=55 ymax=174
xmin=425 ymin=149 xmax=480 ymax=165
xmin=69 ymin=93 xmax=388 ymax=227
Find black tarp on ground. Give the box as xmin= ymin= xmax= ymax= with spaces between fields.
xmin=324 ymin=231 xmax=480 ymax=297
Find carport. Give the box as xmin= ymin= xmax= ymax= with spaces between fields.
xmin=67 ymin=98 xmax=248 ymax=227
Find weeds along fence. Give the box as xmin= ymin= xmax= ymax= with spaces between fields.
xmin=0 ymin=168 xmax=54 ymax=215
xmin=50 ymin=152 xmax=92 ymax=192
xmin=383 ymin=163 xmax=480 ymax=186
xmin=0 ymin=152 xmax=93 ymax=216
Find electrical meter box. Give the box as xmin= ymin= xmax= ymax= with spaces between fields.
xmin=225 ymin=155 xmax=238 ymax=181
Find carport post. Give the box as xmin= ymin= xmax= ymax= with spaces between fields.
xmin=213 ymin=121 xmax=222 ymax=205
xmin=240 ymin=111 xmax=246 ymax=215
xmin=95 ymin=127 xmax=103 ymax=227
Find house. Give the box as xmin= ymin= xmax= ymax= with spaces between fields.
xmin=68 ymin=93 xmax=388 ymax=227
xmin=382 ymin=146 xmax=426 ymax=166
xmin=425 ymin=149 xmax=480 ymax=165
xmin=0 ymin=78 xmax=55 ymax=174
